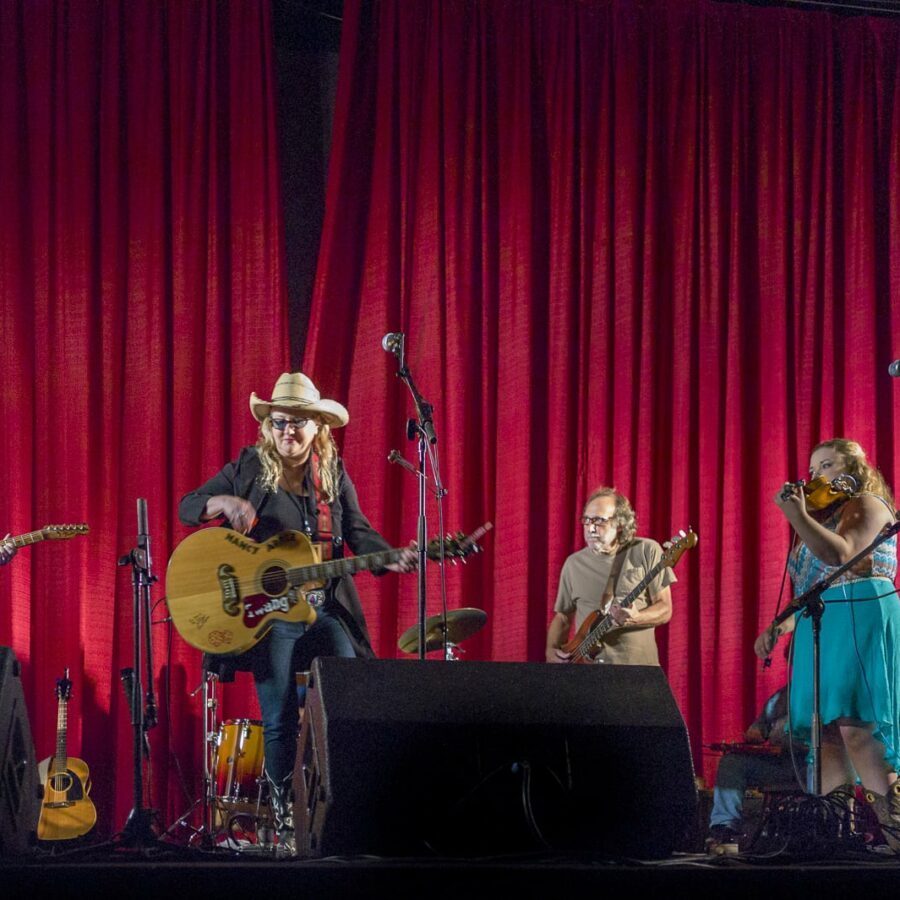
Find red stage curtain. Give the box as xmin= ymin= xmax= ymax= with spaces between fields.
xmin=0 ymin=1 xmax=287 ymax=831
xmin=306 ymin=0 xmax=900 ymax=784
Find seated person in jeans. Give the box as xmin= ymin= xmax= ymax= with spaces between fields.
xmin=707 ymin=685 xmax=807 ymax=849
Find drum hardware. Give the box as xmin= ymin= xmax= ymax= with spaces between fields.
xmin=163 ymin=671 xmax=274 ymax=852
xmin=397 ymin=607 xmax=487 ymax=660
xmin=163 ymin=669 xmax=221 ymax=848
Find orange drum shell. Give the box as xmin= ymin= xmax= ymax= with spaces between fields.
xmin=214 ymin=719 xmax=267 ymax=806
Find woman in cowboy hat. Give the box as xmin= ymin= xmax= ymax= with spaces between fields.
xmin=179 ymin=372 xmax=415 ymax=852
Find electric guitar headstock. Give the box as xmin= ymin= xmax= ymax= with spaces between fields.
xmin=41 ymin=524 xmax=90 ymax=541
xmin=661 ymin=528 xmax=698 ymax=568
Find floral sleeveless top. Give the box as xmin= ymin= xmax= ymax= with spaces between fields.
xmin=787 ymin=495 xmax=897 ymax=596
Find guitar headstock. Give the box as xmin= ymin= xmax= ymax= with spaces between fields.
xmin=40 ymin=524 xmax=90 ymax=540
xmin=56 ymin=668 xmax=73 ymax=702
xmin=661 ymin=528 xmax=698 ymax=567
xmin=425 ymin=522 xmax=493 ymax=564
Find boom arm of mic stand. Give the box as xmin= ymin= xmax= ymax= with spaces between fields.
xmin=397 ymin=365 xmax=437 ymax=445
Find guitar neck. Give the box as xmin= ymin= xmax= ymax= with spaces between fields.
xmin=287 ymin=547 xmax=405 ymax=587
xmin=11 ymin=530 xmax=48 ymax=548
xmin=578 ymin=559 xmax=666 ymax=652
xmin=53 ymin=698 xmax=68 ymax=773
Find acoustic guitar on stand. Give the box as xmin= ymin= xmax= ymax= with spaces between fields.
xmin=559 ymin=528 xmax=698 ymax=663
xmin=37 ymin=669 xmax=97 ymax=841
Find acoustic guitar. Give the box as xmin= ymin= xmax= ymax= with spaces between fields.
xmin=560 ymin=528 xmax=697 ymax=663
xmin=36 ymin=670 xmax=97 ymax=841
xmin=166 ymin=523 xmax=492 ymax=655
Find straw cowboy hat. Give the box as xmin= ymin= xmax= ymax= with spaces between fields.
xmin=249 ymin=372 xmax=349 ymax=428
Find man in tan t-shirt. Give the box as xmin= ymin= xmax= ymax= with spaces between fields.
xmin=546 ymin=487 xmax=675 ymax=665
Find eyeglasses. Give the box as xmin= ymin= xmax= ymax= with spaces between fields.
xmin=270 ymin=416 xmax=311 ymax=432
xmin=581 ymin=515 xmax=614 ymax=527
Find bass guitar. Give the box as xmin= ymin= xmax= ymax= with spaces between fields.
xmin=36 ymin=670 xmax=97 ymax=841
xmin=166 ymin=523 xmax=492 ymax=655
xmin=559 ymin=528 xmax=697 ymax=663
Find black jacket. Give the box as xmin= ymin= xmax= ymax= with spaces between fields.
xmin=178 ymin=446 xmax=392 ymax=673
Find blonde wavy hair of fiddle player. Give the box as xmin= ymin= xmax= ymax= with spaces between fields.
xmin=812 ymin=438 xmax=895 ymax=513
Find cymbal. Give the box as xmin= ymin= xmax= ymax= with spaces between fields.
xmin=397 ymin=607 xmax=487 ymax=654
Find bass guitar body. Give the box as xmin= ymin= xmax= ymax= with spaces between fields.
xmin=559 ymin=610 xmax=607 ymax=663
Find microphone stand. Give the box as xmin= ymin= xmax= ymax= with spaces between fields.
xmin=773 ymin=519 xmax=900 ymax=795
xmin=116 ymin=497 xmax=160 ymax=847
xmin=389 ymin=336 xmax=446 ymax=659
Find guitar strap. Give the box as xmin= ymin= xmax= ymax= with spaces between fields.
xmin=600 ymin=546 xmax=629 ymax=612
xmin=310 ymin=452 xmax=334 ymax=561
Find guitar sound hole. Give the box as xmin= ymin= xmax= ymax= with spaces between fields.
xmin=261 ymin=566 xmax=288 ymax=596
xmin=50 ymin=773 xmax=73 ymax=792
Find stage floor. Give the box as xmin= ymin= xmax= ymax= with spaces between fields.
xmin=3 ymin=847 xmax=900 ymax=898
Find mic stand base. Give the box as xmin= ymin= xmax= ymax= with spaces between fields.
xmin=117 ymin=807 xmax=161 ymax=848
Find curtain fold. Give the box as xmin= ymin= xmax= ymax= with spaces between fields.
xmin=306 ymin=0 xmax=900 ymax=782
xmin=0 ymin=0 xmax=288 ymax=829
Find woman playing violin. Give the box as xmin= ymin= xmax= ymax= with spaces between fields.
xmin=755 ymin=439 xmax=900 ymax=800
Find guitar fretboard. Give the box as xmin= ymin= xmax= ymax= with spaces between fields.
xmin=576 ymin=559 xmax=666 ymax=655
xmin=52 ymin=699 xmax=68 ymax=774
xmin=12 ymin=530 xmax=48 ymax=547
xmin=283 ymin=523 xmax=491 ymax=588
xmin=286 ymin=548 xmax=406 ymax=587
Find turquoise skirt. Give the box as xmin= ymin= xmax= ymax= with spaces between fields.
xmin=789 ymin=577 xmax=900 ymax=769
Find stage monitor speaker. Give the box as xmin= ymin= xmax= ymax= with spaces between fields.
xmin=293 ymin=658 xmax=696 ymax=859
xmin=0 ymin=647 xmax=41 ymax=857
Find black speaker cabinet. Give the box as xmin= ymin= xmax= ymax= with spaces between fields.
xmin=293 ymin=658 xmax=696 ymax=859
xmin=0 ymin=647 xmax=41 ymax=857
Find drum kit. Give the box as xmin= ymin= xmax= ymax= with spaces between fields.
xmin=167 ymin=672 xmax=275 ymax=851
xmin=170 ymin=610 xmax=488 ymax=851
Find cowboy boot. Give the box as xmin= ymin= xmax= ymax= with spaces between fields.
xmin=863 ymin=782 xmax=900 ymax=852
xmin=265 ymin=772 xmax=296 ymax=857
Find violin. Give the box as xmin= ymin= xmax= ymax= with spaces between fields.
xmin=779 ymin=473 xmax=858 ymax=510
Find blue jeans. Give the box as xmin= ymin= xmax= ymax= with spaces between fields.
xmin=709 ymin=750 xmax=805 ymax=830
xmin=254 ymin=610 xmax=356 ymax=784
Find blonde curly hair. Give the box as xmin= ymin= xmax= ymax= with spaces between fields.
xmin=255 ymin=417 xmax=340 ymax=502
xmin=812 ymin=438 xmax=895 ymax=513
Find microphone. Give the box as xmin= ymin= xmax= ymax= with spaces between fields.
xmin=388 ymin=450 xmax=446 ymax=498
xmin=388 ymin=449 xmax=418 ymax=476
xmin=889 ymin=359 xmax=900 ymax=378
xmin=136 ymin=497 xmax=151 ymax=572
xmin=382 ymin=332 xmax=404 ymax=356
